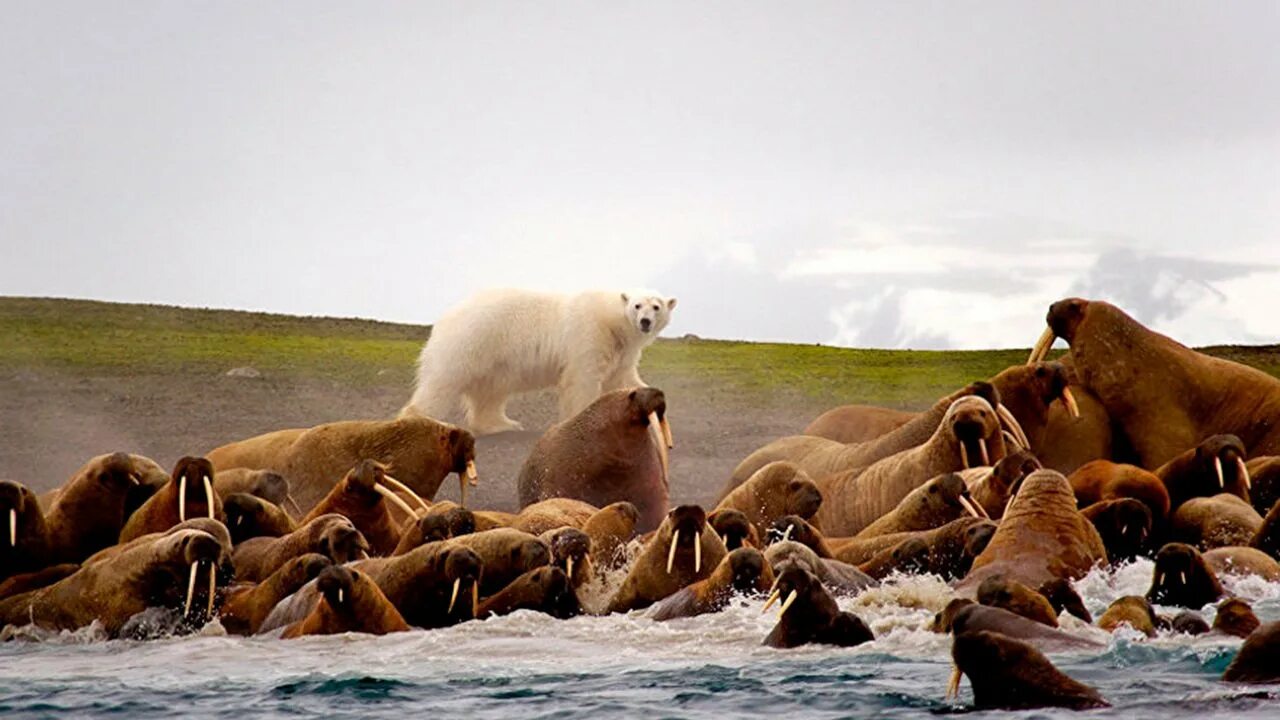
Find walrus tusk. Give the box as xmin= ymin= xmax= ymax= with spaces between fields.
xmin=1027 ymin=327 xmax=1056 ymax=365
xmin=666 ymin=529 xmax=679 ymax=574
xmin=461 ymin=460 xmax=479 ymax=509
xmin=1154 ymin=571 xmax=1164 ymax=587
xmin=471 ymin=581 xmax=479 ymax=617
xmin=337 ymin=588 xmax=344 ymax=605
xmin=1214 ymin=457 xmax=1225 ymax=488
xmin=8 ymin=508 xmax=15 ymax=547
xmin=776 ymin=589 xmax=798 ymax=619
xmin=694 ymin=530 xmax=702 ymax=574
xmin=1060 ymin=386 xmax=1080 ymax=419
xmin=762 ymin=589 xmax=780 ymax=613
xmin=660 ymin=416 xmax=674 ymax=449
xmin=959 ymin=494 xmax=986 ymax=520
xmin=566 ymin=556 xmax=574 ymax=581
xmin=1179 ymin=571 xmax=1186 ymax=585
xmin=780 ymin=524 xmax=794 ymax=542
xmin=978 ymin=438 xmax=990 ymax=467
xmin=448 ymin=578 xmax=461 ymax=614
xmin=946 ymin=665 xmax=963 ymax=700
xmin=648 ymin=412 xmax=669 ymax=488
xmin=184 ymin=562 xmax=199 ymax=617
xmin=1001 ymin=430 xmax=1022 ymax=451
xmin=203 ymin=475 xmax=215 ymax=520
xmin=206 ymin=563 xmax=217 ymax=618
xmin=374 ymin=484 xmax=419 ymax=522
xmin=959 ymin=442 xmax=970 ymax=470
xmin=466 ymin=459 xmax=478 ymax=484
xmin=1239 ymin=457 xmax=1252 ymax=490
xmin=996 ymin=405 xmax=1030 ymax=450
xmin=128 ymin=473 xmax=140 ymax=486
xmin=285 ymin=494 xmax=303 ymax=516
xmin=178 ymin=475 xmax=187 ymax=523
xmin=381 ymin=474 xmax=430 ymax=513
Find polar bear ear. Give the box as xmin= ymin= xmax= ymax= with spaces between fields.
xmin=666 ymin=298 xmax=678 ymax=311
xmin=620 ymin=292 xmax=630 ymax=304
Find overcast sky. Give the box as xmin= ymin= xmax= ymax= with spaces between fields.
xmin=3 ymin=2 xmax=1277 ymax=349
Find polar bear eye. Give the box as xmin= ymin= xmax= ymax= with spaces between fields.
xmin=634 ymin=303 xmax=641 ymax=309
xmin=652 ymin=305 xmax=659 ymax=311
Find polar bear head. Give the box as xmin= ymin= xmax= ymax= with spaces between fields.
xmin=621 ymin=293 xmax=677 ymax=336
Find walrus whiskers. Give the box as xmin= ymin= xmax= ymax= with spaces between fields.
xmin=203 ymin=475 xmax=215 ymax=520
xmin=1027 ymin=327 xmax=1056 ymax=365
xmin=374 ymin=484 xmax=419 ymax=522
xmin=666 ymin=529 xmax=680 ymax=574
xmin=1214 ymin=457 xmax=1225 ymax=488
xmin=1239 ymin=458 xmax=1252 ymax=490
xmin=1060 ymin=386 xmax=1080 ymax=418
xmin=178 ymin=474 xmax=188 ymax=523
xmin=7 ymin=508 xmax=15 ymax=547
xmin=448 ymin=578 xmax=461 ymax=613
xmin=776 ymin=589 xmax=798 ymax=618
xmin=380 ymin=474 xmax=431 ymax=512
xmin=946 ymin=665 xmax=963 ymax=699
xmin=184 ymin=561 xmax=199 ymax=617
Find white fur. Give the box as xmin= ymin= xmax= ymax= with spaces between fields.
xmin=402 ymin=289 xmax=677 ymax=435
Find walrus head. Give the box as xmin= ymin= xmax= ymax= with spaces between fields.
xmin=318 ymin=521 xmax=370 ymax=564
xmin=663 ymin=505 xmax=708 ymax=574
xmin=94 ymin=452 xmax=144 ymax=493
xmin=222 ymin=492 xmax=292 ymax=545
xmin=1214 ymin=598 xmax=1260 ymax=638
xmin=1192 ymin=435 xmax=1251 ymax=499
xmin=170 ymin=457 xmax=217 ymax=524
xmin=1037 ymin=578 xmax=1092 ymax=623
xmin=926 ymin=473 xmax=989 ymax=521
xmin=931 ymin=598 xmax=976 ymax=633
xmin=708 ymin=509 xmax=756 ymax=551
xmin=0 ymin=480 xmax=39 ymax=551
xmin=1084 ymin=498 xmax=1151 ymax=563
xmin=628 ymin=387 xmax=672 ymax=488
xmin=944 ymin=397 xmax=1007 ymax=470
xmin=1147 ymin=542 xmax=1224 ymax=607
xmin=784 ymin=475 xmax=824 ymax=520
xmin=544 ymin=527 xmax=591 ymax=586
xmin=398 ymin=506 xmax=477 ymax=553
xmin=1027 ymin=297 xmax=1091 ymax=364
xmin=338 ymin=459 xmax=431 ymax=519
xmin=761 ymin=562 xmax=822 ymax=621
xmin=726 ymin=547 xmax=771 ymax=593
xmin=1171 ymin=611 xmax=1210 ymax=636
xmin=148 ymin=525 xmax=229 ymax=628
xmin=440 ymin=547 xmax=484 ymax=620
xmin=948 ymin=629 xmax=1109 ymax=710
xmin=317 ymin=565 xmax=357 ymax=614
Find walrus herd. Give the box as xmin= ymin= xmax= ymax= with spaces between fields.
xmin=5 ymin=296 xmax=1280 ymax=709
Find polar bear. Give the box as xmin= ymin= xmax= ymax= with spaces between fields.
xmin=401 ymin=289 xmax=677 ymax=435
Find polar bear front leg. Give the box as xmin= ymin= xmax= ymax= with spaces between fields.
xmin=559 ymin=350 xmax=611 ymax=419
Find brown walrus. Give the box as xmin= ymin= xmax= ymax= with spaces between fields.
xmin=475 ymin=566 xmax=580 ymax=619
xmin=0 ymin=520 xmax=230 ymax=637
xmin=1171 ymin=494 xmax=1263 ymax=550
xmin=392 ymin=506 xmax=476 ymax=555
xmin=961 ymin=450 xmax=1041 ymax=520
xmin=40 ymin=452 xmax=156 ymax=564
xmin=351 ymin=542 xmax=484 ymax=629
xmin=948 ymin=630 xmax=1109 ymax=710
xmin=853 ymin=472 xmax=986 ymax=539
xmin=1097 ymin=595 xmax=1160 ymax=637
xmin=1038 ymin=578 xmax=1093 ymax=623
xmin=441 ymin=528 xmax=551 ymax=598
xmin=211 ymin=468 xmax=296 ymax=512
xmin=0 ymin=563 xmax=79 ymax=602
xmin=1146 ymin=542 xmax=1224 ymax=608
xmin=802 ymin=404 xmax=914 ymax=444
xmin=1069 ymin=460 xmax=1171 ymax=524
xmin=0 ymin=480 xmax=48 ymax=581
xmin=119 ymin=457 xmax=224 ymax=543
xmin=1027 ymin=297 xmax=1280 ymax=468
xmin=1222 ymin=621 xmax=1280 ymax=682
xmin=1251 ymin=497 xmax=1280 ymax=558
xmin=1246 ymin=456 xmax=1280 ymax=516
xmin=761 ymin=563 xmax=873 ymax=649
xmin=232 ymin=514 xmax=369 ymax=583
xmin=937 ymin=602 xmax=1102 ymax=651
xmin=280 ymin=565 xmax=409 ymax=637
xmin=857 ymin=537 xmax=931 ymax=579
xmin=976 ymin=575 xmax=1058 ymax=627
xmin=1213 ymin=598 xmax=1261 ymax=638
xmin=581 ymin=501 xmax=639 ymax=569
xmin=814 ymin=396 xmax=1008 ymax=536
xmin=220 ymin=553 xmax=332 ymax=635
xmin=222 ymin=493 xmax=297 ymax=545
xmin=649 ymin=547 xmax=774 ymax=621
xmin=1203 ymin=546 xmax=1280 ymax=581
xmin=507 ymin=498 xmax=599 ymax=536
xmin=707 ymin=509 xmax=761 ymax=550
xmin=206 ymin=416 xmax=477 ymax=514
xmin=540 ymin=527 xmax=592 ymax=592
xmin=606 ymin=505 xmax=728 ymax=613
xmin=831 ymin=517 xmax=998 ymax=580
xmin=301 ymin=460 xmax=414 ymax=556
xmin=960 ymin=469 xmax=1107 ymax=593
xmin=1080 ymin=498 xmax=1152 ymax=563
xmin=1154 ymin=435 xmax=1252 ymax=512
xmin=765 ymin=540 xmax=877 ymax=595
xmin=714 ymin=461 xmax=823 ymax=539
xmin=516 ymin=388 xmax=671 ymax=533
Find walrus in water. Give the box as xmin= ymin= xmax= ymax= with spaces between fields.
xmin=0 ymin=520 xmax=230 ymax=637
xmin=606 ymin=505 xmax=728 ymax=613
xmin=0 ymin=480 xmax=48 ymax=581
xmin=947 ymin=630 xmax=1108 ymax=710
xmin=761 ymin=563 xmax=873 ymax=649
xmin=301 ymin=460 xmax=418 ymax=556
xmin=442 ymin=528 xmax=551 ymax=598
xmin=767 ymin=515 xmax=838 ymax=558
xmin=815 ymin=396 xmax=1007 ymax=536
xmin=1203 ymin=546 xmax=1280 ymax=581
xmin=1246 ymin=456 xmax=1280 ymax=516
xmin=961 ymin=450 xmax=1041 ymax=520
xmin=1171 ymin=494 xmax=1263 ymax=550
xmin=1097 ymin=595 xmax=1160 ymax=637
xmin=1038 ymin=578 xmax=1093 ymax=623
xmin=1081 ymin=498 xmax=1152 ymax=562
xmin=1251 ymin=498 xmax=1280 ymax=558
xmin=853 ymin=472 xmax=987 ymax=540
xmin=937 ymin=602 xmax=1102 ymax=651
xmin=1146 ymin=542 xmax=1224 ymax=608
xmin=1155 ymin=435 xmax=1252 ymax=512
xmin=765 ymin=540 xmax=877 ymax=595
xmin=206 ymin=416 xmax=476 ymax=514
xmin=829 ymin=516 xmax=997 ymax=581
xmin=1069 ymin=460 xmax=1171 ymax=525
xmin=1222 ymin=621 xmax=1280 ymax=683
xmin=1213 ymin=598 xmax=1260 ymax=638
xmin=223 ymin=493 xmax=297 ymax=545
xmin=582 ymin=501 xmax=639 ymax=569
xmin=280 ymin=565 xmax=409 ymax=637
xmin=714 ymin=461 xmax=823 ymax=539
xmin=540 ymin=527 xmax=591 ymax=592
xmin=649 ymin=547 xmax=774 ymax=621
xmin=1171 ymin=611 xmax=1210 ymax=635
xmin=976 ymin=575 xmax=1058 ymax=627
xmin=220 ymin=553 xmax=331 ymax=635
xmin=857 ymin=537 xmax=931 ymax=580
xmin=476 ymin=566 xmax=580 ymax=619
xmin=232 ymin=514 xmax=369 ymax=583
xmin=960 ymin=469 xmax=1107 ymax=593
xmin=119 ymin=457 xmax=224 ymax=543
xmin=347 ymin=543 xmax=484 ymax=630
xmin=508 ymin=498 xmax=600 ymax=536
xmin=392 ymin=506 xmax=476 ymax=555
xmin=707 ymin=509 xmax=761 ymax=550
xmin=517 ymin=388 xmax=672 ymax=533
xmin=1027 ymin=297 xmax=1280 ymax=467
xmin=40 ymin=452 xmax=153 ymax=564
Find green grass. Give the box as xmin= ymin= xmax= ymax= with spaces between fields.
xmin=2 ymin=296 xmax=1277 ymax=407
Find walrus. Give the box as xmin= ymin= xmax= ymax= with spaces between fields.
xmin=1035 ymin=369 xmax=1115 ymax=476
xmin=1171 ymin=611 xmax=1210 ymax=635
xmin=1171 ymin=493 xmax=1263 ymax=550
xmin=211 ymin=468 xmax=297 ymax=513
xmin=232 ymin=514 xmax=369 ymax=583
xmin=761 ymin=563 xmax=874 ymax=649
xmin=1097 ymin=595 xmax=1160 ymax=637
xmin=392 ymin=506 xmax=476 ymax=555
xmin=1222 ymin=621 xmax=1280 ymax=682
xmin=119 ymin=457 xmax=224 ymax=543
xmin=976 ymin=575 xmax=1058 ymax=627
xmin=764 ymin=540 xmax=877 ymax=595
xmin=853 ymin=472 xmax=986 ymax=539
xmin=1213 ymin=598 xmax=1260 ymax=638
xmin=1080 ymin=498 xmax=1152 ymax=562
xmin=832 ymin=517 xmax=997 ymax=580
xmin=1246 ymin=456 xmax=1280 ymax=516
xmin=206 ymin=416 xmax=476 ymax=514
xmin=581 ymin=501 xmax=639 ymax=569
xmin=441 ymin=528 xmax=551 ymax=598
xmin=707 ymin=509 xmax=761 ymax=550
xmin=353 ymin=542 xmax=483 ymax=629
xmin=0 ymin=563 xmax=79 ymax=602
xmin=0 ymin=520 xmax=230 ymax=636
xmin=606 ymin=505 xmax=728 ymax=613
xmin=947 ymin=630 xmax=1109 ymax=710
xmin=1069 ymin=460 xmax=1171 ymax=524
xmin=300 ymin=460 xmax=415 ymax=556
xmin=767 ymin=515 xmax=838 ymax=558
xmin=1146 ymin=542 xmax=1224 ymax=608
xmin=649 ymin=547 xmax=774 ymax=621
xmin=1203 ymin=546 xmax=1280 ymax=581
xmin=40 ymin=452 xmax=154 ymax=564
xmin=0 ymin=480 xmax=48 ymax=581
xmin=714 ymin=461 xmax=823 ymax=540
xmin=540 ymin=527 xmax=591 ymax=592
xmin=857 ymin=537 xmax=931 ymax=579
xmin=1027 ymin=297 xmax=1280 ymax=468
xmin=280 ymin=565 xmax=409 ymax=637
xmin=815 ymin=396 xmax=1008 ymax=536
xmin=219 ymin=553 xmax=331 ymax=635
xmin=938 ymin=602 xmax=1102 ymax=650
xmin=803 ymin=404 xmax=914 ymax=444
xmin=1154 ymin=435 xmax=1252 ymax=512
xmin=222 ymin=493 xmax=297 ymax=545
xmin=508 ymin=498 xmax=600 ymax=536
xmin=516 ymin=388 xmax=671 ymax=533
xmin=723 ymin=381 xmax=1008 ymax=500
xmin=961 ymin=450 xmax=1041 ymax=520
xmin=1251 ymin=498 xmax=1280 ymax=558
xmin=1038 ymin=578 xmax=1093 ymax=623
xmin=476 ymin=566 xmax=580 ymax=619
xmin=960 ymin=469 xmax=1107 ymax=593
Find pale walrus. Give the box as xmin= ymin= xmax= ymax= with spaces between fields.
xmin=763 ymin=540 xmax=877 ymax=595
xmin=1027 ymin=297 xmax=1280 ymax=467
xmin=713 ymin=461 xmax=823 ymax=539
xmin=0 ymin=480 xmax=48 ymax=581
xmin=814 ymin=396 xmax=1007 ymax=536
xmin=1097 ymin=595 xmax=1161 ymax=637
xmin=516 ymin=388 xmax=672 ymax=533
xmin=606 ymin=505 xmax=728 ymax=613
xmin=280 ymin=565 xmax=410 ymax=638
xmin=508 ymin=498 xmax=600 ymax=536
xmin=1202 ymin=546 xmax=1280 ymax=581
xmin=119 ymin=457 xmax=224 ymax=543
xmin=947 ymin=630 xmax=1108 ymax=710
xmin=649 ymin=547 xmax=774 ymax=621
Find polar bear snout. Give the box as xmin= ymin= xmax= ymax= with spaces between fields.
xmin=640 ymin=318 xmax=652 ymax=332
